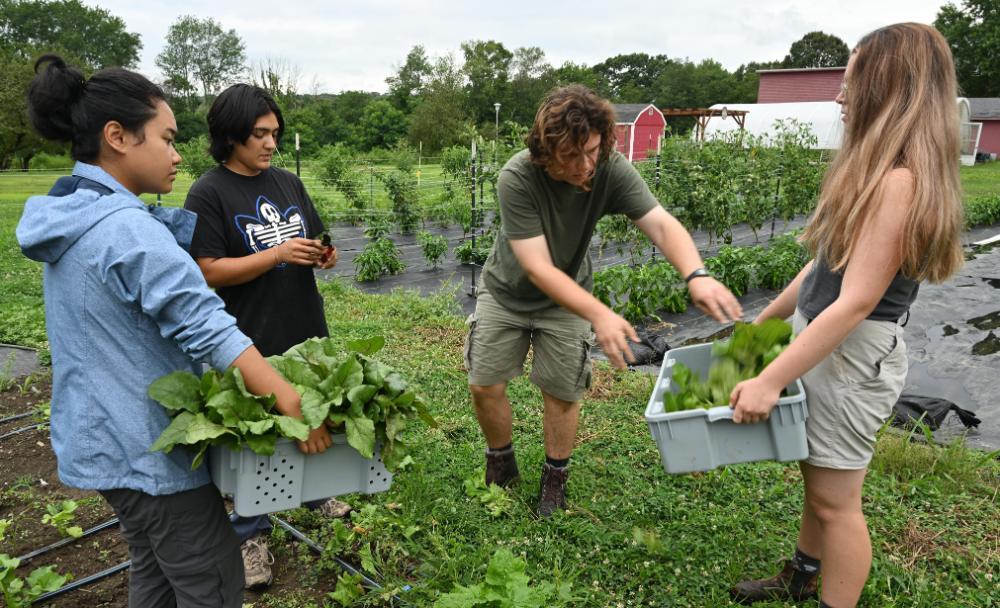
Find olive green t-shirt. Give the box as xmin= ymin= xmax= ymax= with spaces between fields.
xmin=482 ymin=149 xmax=659 ymax=312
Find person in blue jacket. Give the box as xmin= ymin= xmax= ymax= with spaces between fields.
xmin=16 ymin=54 xmax=331 ymax=608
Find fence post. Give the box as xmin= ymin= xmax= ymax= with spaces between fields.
xmin=295 ymin=133 xmax=301 ymax=177
xmin=470 ymin=139 xmax=478 ymax=252
xmin=369 ymin=166 xmax=375 ymax=208
xmin=469 ymin=138 xmax=479 ymax=297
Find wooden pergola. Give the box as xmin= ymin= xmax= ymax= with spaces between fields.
xmin=660 ymin=108 xmax=749 ymax=141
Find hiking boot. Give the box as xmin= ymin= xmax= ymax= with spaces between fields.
xmin=537 ymin=463 xmax=569 ymax=517
xmin=485 ymin=446 xmax=520 ymax=487
xmin=241 ymin=534 xmax=275 ymax=590
xmin=314 ymin=498 xmax=352 ymax=519
xmin=730 ymin=560 xmax=819 ymax=604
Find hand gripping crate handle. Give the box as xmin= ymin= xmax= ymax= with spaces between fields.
xmin=706 ymin=405 xmax=736 ymax=423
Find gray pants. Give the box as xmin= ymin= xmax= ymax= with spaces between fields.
xmin=100 ymin=484 xmax=244 ymax=608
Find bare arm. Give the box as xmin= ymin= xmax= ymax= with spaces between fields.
xmin=509 ymin=236 xmax=639 ymax=369
xmin=730 ymin=170 xmax=913 ymax=423
xmin=632 ymin=206 xmax=742 ymax=322
xmin=754 ymin=260 xmax=815 ymax=324
xmin=196 ymin=237 xmax=327 ymax=288
xmin=230 ymin=345 xmax=332 ymax=453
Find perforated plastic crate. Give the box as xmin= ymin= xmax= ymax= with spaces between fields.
xmin=645 ymin=342 xmax=809 ymax=474
xmin=209 ymin=433 xmax=392 ymax=517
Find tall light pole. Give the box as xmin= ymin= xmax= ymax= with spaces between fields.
xmin=494 ymin=102 xmax=501 ymax=165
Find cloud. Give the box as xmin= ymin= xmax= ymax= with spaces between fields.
xmin=87 ymin=0 xmax=945 ymax=93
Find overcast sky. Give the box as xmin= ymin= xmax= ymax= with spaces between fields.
xmin=87 ymin=0 xmax=949 ymax=94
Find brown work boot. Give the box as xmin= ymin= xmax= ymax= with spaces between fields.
xmin=485 ymin=446 xmax=519 ymax=487
xmin=537 ymin=463 xmax=569 ymax=517
xmin=241 ymin=534 xmax=275 ymax=590
xmin=730 ymin=560 xmax=819 ymax=604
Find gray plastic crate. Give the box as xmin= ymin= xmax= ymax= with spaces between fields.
xmin=645 ymin=342 xmax=809 ymax=474
xmin=209 ymin=433 xmax=392 ymax=517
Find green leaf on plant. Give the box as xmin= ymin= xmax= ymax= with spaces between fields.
xmin=185 ymin=414 xmax=234 ymax=444
xmin=150 ymin=411 xmax=196 ymax=453
xmin=328 ymin=572 xmax=366 ymax=607
xmin=273 ymin=415 xmax=310 ymax=441
xmin=335 ymin=355 xmax=364 ymax=389
xmin=345 ymin=415 xmax=376 ymax=458
xmin=347 ymin=335 xmax=385 ymax=355
xmin=148 ymin=371 xmax=202 ymax=413
xmin=298 ymin=385 xmax=330 ymax=428
xmin=347 ymin=384 xmax=378 ymax=408
xmin=238 ymin=418 xmax=274 ymax=435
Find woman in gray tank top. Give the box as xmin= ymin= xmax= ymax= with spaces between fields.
xmin=726 ymin=24 xmax=965 ymax=608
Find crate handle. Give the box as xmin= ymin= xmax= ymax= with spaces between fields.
xmin=706 ymin=406 xmax=735 ymax=422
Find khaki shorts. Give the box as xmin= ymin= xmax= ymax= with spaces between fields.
xmin=793 ymin=308 xmax=907 ymax=470
xmin=465 ymin=289 xmax=595 ymax=403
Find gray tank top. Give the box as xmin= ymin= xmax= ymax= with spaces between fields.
xmin=798 ymin=257 xmax=919 ymax=322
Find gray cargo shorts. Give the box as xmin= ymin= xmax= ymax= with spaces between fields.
xmin=465 ymin=289 xmax=595 ymax=403
xmin=793 ymin=308 xmax=907 ymax=470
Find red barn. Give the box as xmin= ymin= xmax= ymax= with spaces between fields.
xmin=757 ymin=67 xmax=845 ymax=103
xmin=613 ymin=103 xmax=666 ymax=161
xmin=969 ymin=98 xmax=1000 ymax=157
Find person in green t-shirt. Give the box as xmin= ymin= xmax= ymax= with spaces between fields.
xmin=465 ymin=85 xmax=743 ymax=516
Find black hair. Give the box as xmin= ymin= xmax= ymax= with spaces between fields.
xmin=207 ymin=84 xmax=285 ymax=163
xmin=27 ymin=54 xmax=165 ymax=163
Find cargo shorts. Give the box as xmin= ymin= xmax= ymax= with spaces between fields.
xmin=464 ymin=289 xmax=595 ymax=403
xmin=793 ymin=308 xmax=908 ymax=470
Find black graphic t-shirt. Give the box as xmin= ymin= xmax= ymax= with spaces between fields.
xmin=185 ymin=166 xmax=328 ymax=357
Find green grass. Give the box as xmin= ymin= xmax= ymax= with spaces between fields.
xmin=0 ymin=163 xmax=997 ymax=605
xmin=960 ymin=160 xmax=1000 ymax=199
xmin=228 ymin=279 xmax=997 ymax=607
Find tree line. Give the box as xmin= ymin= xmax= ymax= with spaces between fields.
xmin=1 ymin=0 xmax=996 ymax=169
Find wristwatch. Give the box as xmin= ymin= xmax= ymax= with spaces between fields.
xmin=684 ymin=267 xmax=711 ymax=283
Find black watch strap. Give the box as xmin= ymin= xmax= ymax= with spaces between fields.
xmin=684 ymin=267 xmax=711 ymax=283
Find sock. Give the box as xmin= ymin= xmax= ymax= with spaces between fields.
xmin=487 ymin=442 xmax=513 ymax=454
xmin=545 ymin=455 xmax=569 ymax=468
xmin=788 ymin=547 xmax=820 ymax=592
xmin=790 ymin=547 xmax=821 ymax=574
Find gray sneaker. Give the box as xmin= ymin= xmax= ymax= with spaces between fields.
xmin=314 ymin=498 xmax=352 ymax=519
xmin=240 ymin=534 xmax=274 ymax=590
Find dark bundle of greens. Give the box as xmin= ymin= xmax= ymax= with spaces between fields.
xmin=661 ymin=319 xmax=794 ymax=413
xmin=149 ymin=336 xmax=435 ymax=470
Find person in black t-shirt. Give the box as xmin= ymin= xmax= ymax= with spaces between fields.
xmin=184 ymin=84 xmax=345 ymax=590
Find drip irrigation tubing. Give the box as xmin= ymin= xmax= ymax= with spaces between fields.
xmin=25 ymin=515 xmax=412 ymax=605
xmin=17 ymin=517 xmax=120 ymax=564
xmin=271 ymin=515 xmax=412 ymax=606
xmin=0 ymin=422 xmax=46 ymax=441
xmin=0 ymin=411 xmax=33 ymax=425
xmin=31 ymin=561 xmax=131 ymax=604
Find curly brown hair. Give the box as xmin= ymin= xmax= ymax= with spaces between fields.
xmin=526 ymin=85 xmax=617 ymax=172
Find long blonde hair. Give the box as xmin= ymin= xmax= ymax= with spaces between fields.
xmin=802 ymin=23 xmax=964 ymax=283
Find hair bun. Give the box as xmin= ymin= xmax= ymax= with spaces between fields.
xmin=27 ymin=54 xmax=86 ymax=142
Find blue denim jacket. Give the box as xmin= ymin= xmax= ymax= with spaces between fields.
xmin=16 ymin=163 xmax=252 ymax=495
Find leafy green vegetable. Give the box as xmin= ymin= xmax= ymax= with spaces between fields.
xmin=463 ymin=475 xmax=515 ymax=517
xmin=1 ymin=554 xmax=71 ymax=608
xmin=327 ymin=572 xmax=366 ymax=606
xmin=148 ymin=335 xmax=436 ymax=471
xmin=41 ymin=500 xmax=82 ymax=539
xmin=434 ymin=548 xmax=573 ymax=607
xmin=662 ymin=319 xmax=794 ymax=412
